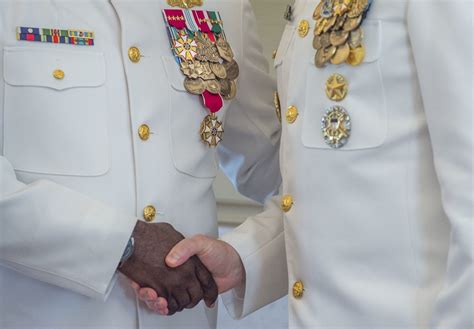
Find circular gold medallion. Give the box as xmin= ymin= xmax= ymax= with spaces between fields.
xmin=330 ymin=43 xmax=350 ymax=65
xmin=315 ymin=45 xmax=337 ymax=68
xmin=216 ymin=36 xmax=234 ymax=62
xmin=224 ymin=60 xmax=240 ymax=80
xmin=343 ymin=15 xmax=362 ymax=32
xmin=210 ymin=62 xmax=227 ymax=79
xmin=346 ymin=44 xmax=365 ymax=66
xmin=321 ymin=105 xmax=352 ymax=149
xmin=323 ymin=15 xmax=338 ymax=33
xmin=348 ymin=0 xmax=369 ymax=18
xmin=205 ymin=79 xmax=221 ymax=94
xmin=313 ymin=33 xmax=330 ymax=50
xmin=313 ymin=1 xmax=326 ymax=20
xmin=184 ymin=78 xmax=206 ymax=95
xmin=329 ymin=30 xmax=349 ymax=46
xmin=325 ymin=73 xmax=348 ymax=102
xmin=349 ymin=27 xmax=364 ymax=48
xmin=220 ymin=79 xmax=237 ymax=100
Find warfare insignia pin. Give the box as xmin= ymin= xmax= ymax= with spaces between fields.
xmin=321 ymin=105 xmax=351 ymax=148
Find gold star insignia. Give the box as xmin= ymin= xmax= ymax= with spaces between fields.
xmin=325 ymin=73 xmax=348 ymax=101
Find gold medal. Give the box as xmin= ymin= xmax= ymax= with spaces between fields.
xmin=224 ymin=60 xmax=240 ymax=80
xmin=210 ymin=62 xmax=227 ymax=79
xmin=205 ymin=79 xmax=221 ymax=94
xmin=346 ymin=44 xmax=365 ymax=66
xmin=348 ymin=27 xmax=364 ymax=48
xmin=325 ymin=73 xmax=348 ymax=101
xmin=184 ymin=78 xmax=206 ymax=95
xmin=335 ymin=14 xmax=347 ymax=30
xmin=348 ymin=0 xmax=368 ymax=18
xmin=343 ymin=15 xmax=362 ymax=32
xmin=330 ymin=43 xmax=350 ymax=65
xmin=196 ymin=34 xmax=220 ymax=62
xmin=200 ymin=113 xmax=224 ymax=147
xmin=313 ymin=33 xmax=330 ymax=50
xmin=329 ymin=30 xmax=349 ymax=46
xmin=333 ymin=0 xmax=352 ymax=16
xmin=323 ymin=15 xmax=338 ymax=33
xmin=315 ymin=45 xmax=337 ymax=68
xmin=313 ymin=1 xmax=324 ymax=20
xmin=199 ymin=62 xmax=216 ymax=80
xmin=219 ymin=79 xmax=237 ymax=100
xmin=216 ymin=36 xmax=234 ymax=62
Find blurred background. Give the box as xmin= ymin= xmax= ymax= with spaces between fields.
xmin=215 ymin=0 xmax=290 ymax=328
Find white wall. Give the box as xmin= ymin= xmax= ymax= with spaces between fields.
xmin=214 ymin=0 xmax=289 ymax=225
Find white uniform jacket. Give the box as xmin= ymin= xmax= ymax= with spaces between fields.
xmin=0 ymin=1 xmax=281 ymax=328
xmin=222 ymin=0 xmax=473 ymax=328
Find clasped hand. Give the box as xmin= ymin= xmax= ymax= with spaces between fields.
xmin=121 ymin=221 xmax=245 ymax=316
xmin=119 ymin=221 xmax=220 ymax=315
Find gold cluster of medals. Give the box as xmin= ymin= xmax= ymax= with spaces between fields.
xmin=180 ymin=33 xmax=239 ymax=101
xmin=313 ymin=0 xmax=370 ymax=68
xmin=179 ymin=32 xmax=239 ymax=147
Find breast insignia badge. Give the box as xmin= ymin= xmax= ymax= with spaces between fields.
xmin=163 ymin=7 xmax=239 ymax=147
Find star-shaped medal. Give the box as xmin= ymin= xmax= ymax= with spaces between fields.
xmin=325 ymin=73 xmax=348 ymax=101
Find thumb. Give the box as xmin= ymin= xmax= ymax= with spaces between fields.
xmin=166 ymin=235 xmax=207 ymax=268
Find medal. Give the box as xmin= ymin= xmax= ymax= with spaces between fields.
xmin=164 ymin=8 xmax=239 ymax=147
xmin=200 ymin=113 xmax=224 ymax=147
xmin=311 ymin=0 xmax=372 ymax=68
xmin=321 ymin=106 xmax=351 ymax=149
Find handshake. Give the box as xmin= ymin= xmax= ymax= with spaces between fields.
xmin=119 ymin=221 xmax=245 ymax=315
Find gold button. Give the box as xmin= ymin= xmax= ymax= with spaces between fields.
xmin=281 ymin=195 xmax=294 ymax=213
xmin=325 ymin=73 xmax=348 ymax=102
xmin=298 ymin=20 xmax=310 ymax=38
xmin=53 ymin=69 xmax=65 ymax=80
xmin=143 ymin=205 xmax=156 ymax=222
xmin=128 ymin=46 xmax=142 ymax=63
xmin=292 ymin=281 xmax=304 ymax=299
xmin=274 ymin=91 xmax=281 ymax=123
xmin=286 ymin=106 xmax=299 ymax=124
xmin=138 ymin=124 xmax=151 ymax=141
xmin=272 ymin=49 xmax=278 ymax=59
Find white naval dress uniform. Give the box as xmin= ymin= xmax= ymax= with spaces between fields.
xmin=0 ymin=1 xmax=281 ymax=328
xmin=221 ymin=0 xmax=473 ymax=328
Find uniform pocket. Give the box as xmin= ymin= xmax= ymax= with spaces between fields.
xmin=3 ymin=47 xmax=109 ymax=176
xmin=302 ymin=20 xmax=387 ymax=150
xmin=161 ymin=56 xmax=218 ymax=179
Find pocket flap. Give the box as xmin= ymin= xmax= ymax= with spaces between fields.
xmin=3 ymin=47 xmax=106 ymax=90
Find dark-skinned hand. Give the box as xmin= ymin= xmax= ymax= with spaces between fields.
xmin=119 ymin=221 xmax=218 ymax=315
